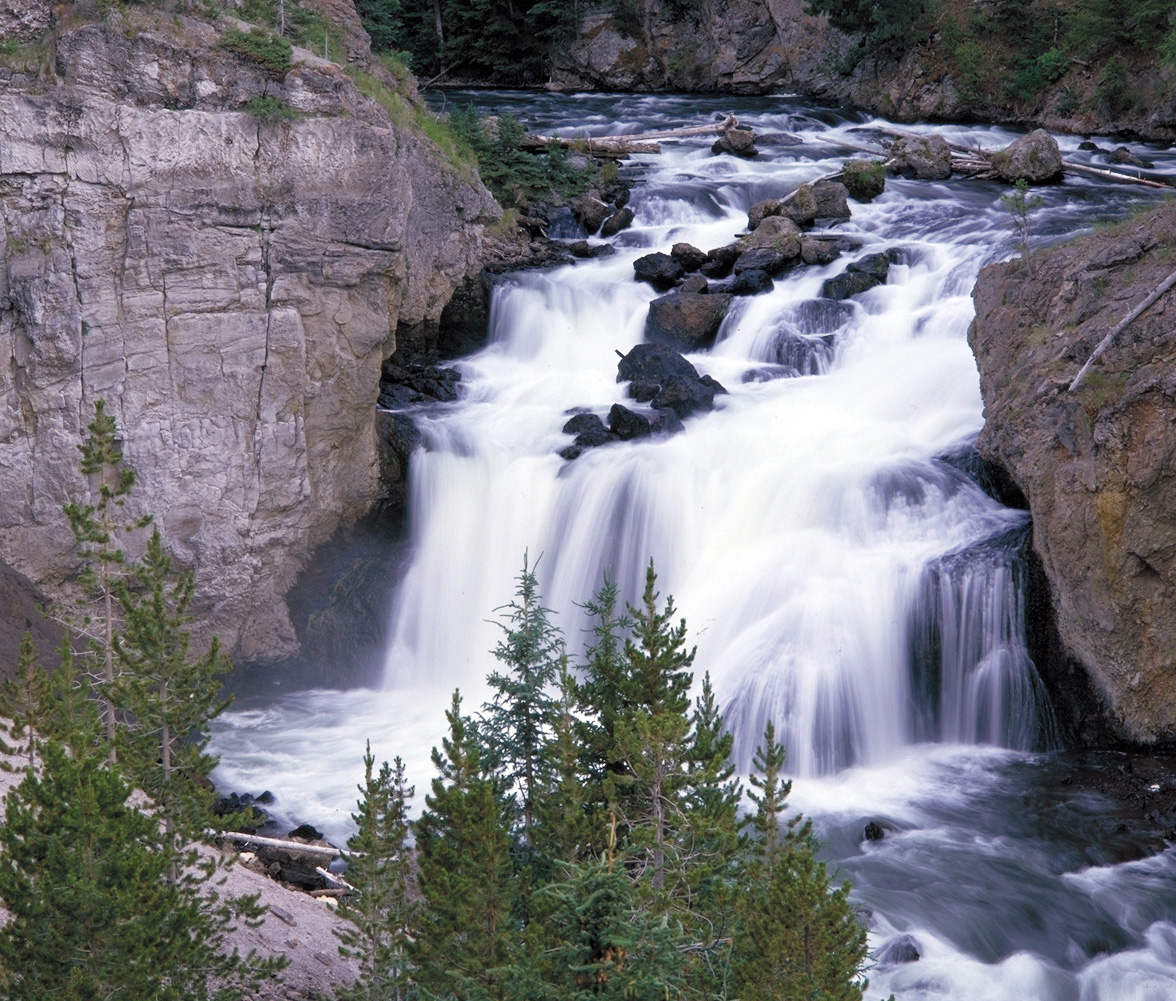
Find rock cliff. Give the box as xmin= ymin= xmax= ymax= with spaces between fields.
xmin=0 ymin=12 xmax=497 ymax=662
xmin=550 ymin=0 xmax=1176 ymax=141
xmin=969 ymin=204 xmax=1176 ymax=746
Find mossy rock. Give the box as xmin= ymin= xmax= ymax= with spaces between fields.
xmin=842 ymin=159 xmax=887 ymax=202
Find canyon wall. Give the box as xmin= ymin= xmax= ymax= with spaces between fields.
xmin=969 ymin=204 xmax=1176 ymax=745
xmin=0 ymin=13 xmax=497 ymax=662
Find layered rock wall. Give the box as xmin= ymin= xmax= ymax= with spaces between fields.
xmin=969 ymin=204 xmax=1176 ymax=745
xmin=0 ymin=16 xmax=496 ymax=661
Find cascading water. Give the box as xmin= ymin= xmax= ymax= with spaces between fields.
xmin=211 ymin=92 xmax=1176 ymax=1000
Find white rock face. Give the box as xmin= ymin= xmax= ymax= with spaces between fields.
xmin=0 ymin=19 xmax=497 ymax=661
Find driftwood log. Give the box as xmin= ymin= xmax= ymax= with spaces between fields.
xmin=523 ymin=114 xmax=739 ymax=157
xmin=218 ymin=830 xmax=348 ymax=858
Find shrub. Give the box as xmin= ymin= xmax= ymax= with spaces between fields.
xmin=219 ymin=26 xmax=292 ymax=77
xmin=241 ymin=94 xmax=297 ymax=122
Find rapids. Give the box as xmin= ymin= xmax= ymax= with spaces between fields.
xmin=211 ymin=92 xmax=1176 ymax=1000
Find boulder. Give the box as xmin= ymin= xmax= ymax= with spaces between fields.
xmin=628 ymin=381 xmax=660 ymax=403
xmin=740 ymin=215 xmax=802 ymax=258
xmin=888 ymin=133 xmax=953 ymax=180
xmin=1078 ymin=141 xmax=1103 ymax=152
xmin=841 ymin=159 xmax=887 ymax=202
xmin=863 ymin=821 xmax=885 ymax=841
xmin=378 ymin=361 xmax=462 ymax=407
xmin=810 ymin=180 xmax=851 ymax=220
xmin=600 ymin=206 xmax=635 ymax=237
xmin=733 ymin=247 xmax=792 ymax=276
xmin=644 ymin=291 xmax=733 ymax=352
xmin=712 ymin=127 xmax=758 ymax=158
xmin=608 ymin=404 xmax=651 ymax=440
xmin=991 ymin=129 xmax=1063 ymax=184
xmin=748 ymin=198 xmax=782 ymax=231
xmin=877 ymin=935 xmax=920 ymax=965
xmin=652 ymin=375 xmax=722 ymax=418
xmin=680 ymin=273 xmax=708 ymax=294
xmin=820 ymin=252 xmax=891 ymax=299
xmin=700 ymin=245 xmax=742 ymax=279
xmin=671 ymin=242 xmax=709 ymax=272
xmin=1108 ymin=146 xmax=1155 ymax=169
xmin=781 ymin=184 xmax=819 ymax=226
xmin=568 ymin=241 xmax=617 ymax=259
xmin=562 ymin=412 xmax=607 ymax=436
xmin=801 ymin=238 xmax=841 ymax=265
xmin=575 ymin=425 xmax=619 ymax=448
xmin=633 ymin=252 xmax=684 ymax=291
xmin=569 ymin=192 xmax=612 ymax=234
xmin=616 ymin=344 xmax=726 ymax=419
xmin=725 ymin=269 xmax=774 ymax=296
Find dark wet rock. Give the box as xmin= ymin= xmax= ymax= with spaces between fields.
xmin=569 ymin=192 xmax=612 ymax=234
xmin=569 ymin=240 xmax=617 ymax=259
xmin=372 ymin=411 xmax=420 ymax=524
xmin=741 ymin=365 xmax=793 ymax=383
xmin=671 ymin=242 xmax=708 ymax=271
xmin=634 ymin=252 xmax=684 ymax=291
xmin=842 ymin=159 xmax=888 ymax=201
xmin=864 ymin=821 xmax=885 ymax=841
xmin=712 ymin=127 xmax=758 ymax=158
xmin=820 ymin=251 xmax=891 ymax=299
xmin=628 ymin=380 xmax=661 ymax=403
xmin=651 ymin=409 xmax=685 ymax=435
xmin=563 ymin=412 xmax=607 ymax=436
xmin=801 ymin=238 xmax=842 ymax=266
xmin=849 ymin=252 xmax=891 ymax=282
xmin=734 ymin=247 xmax=793 ymax=276
xmin=378 ymin=360 xmax=462 ymax=407
xmin=700 ymin=245 xmax=742 ymax=279
xmin=575 ymin=425 xmax=619 ymax=448
xmin=609 ymin=403 xmax=651 ymax=440
xmin=1078 ymin=140 xmax=1102 ymax=152
xmin=289 ymin=823 xmax=324 ymax=841
xmin=1107 ymin=146 xmax=1155 ymax=169
xmin=992 ymin=129 xmax=1063 ymax=184
xmin=888 ymin=133 xmax=953 ymax=180
xmin=748 ymin=197 xmax=783 ymax=231
xmin=600 ymin=206 xmax=635 ymax=237
xmin=559 ymin=445 xmax=583 ymax=461
xmin=617 ymin=343 xmax=726 ymax=419
xmin=213 ymin=791 xmax=271 ymax=830
xmin=811 ymin=179 xmax=851 ymax=220
xmin=680 ymin=273 xmax=708 ymax=294
xmin=725 ymin=269 xmax=774 ymax=296
xmin=645 ymin=290 xmax=733 ymax=352
xmin=877 ymin=935 xmax=921 ymax=965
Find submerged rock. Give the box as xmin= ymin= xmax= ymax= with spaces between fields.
xmin=820 ymin=252 xmax=890 ymax=300
xmin=877 ymin=935 xmax=921 ymax=965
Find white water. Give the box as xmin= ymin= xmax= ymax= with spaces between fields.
xmin=211 ymin=94 xmax=1176 ymax=1000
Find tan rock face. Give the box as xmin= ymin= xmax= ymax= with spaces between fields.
xmin=969 ymin=203 xmax=1176 ymax=745
xmin=0 ymin=18 xmax=497 ymax=661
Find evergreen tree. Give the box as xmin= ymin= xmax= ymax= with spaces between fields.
xmin=483 ymin=555 xmax=563 ymax=841
xmin=0 ymin=631 xmax=51 ymax=770
xmin=113 ymin=527 xmax=234 ymax=861
xmin=745 ymin=719 xmax=793 ymax=876
xmin=576 ymin=572 xmax=632 ymax=793
xmin=62 ymin=399 xmax=151 ymax=749
xmin=414 ymin=691 xmax=516 ymax=1001
xmin=530 ymin=822 xmax=687 ymax=1001
xmin=336 ymin=744 xmax=417 ymax=1001
xmin=610 ymin=562 xmax=695 ymax=893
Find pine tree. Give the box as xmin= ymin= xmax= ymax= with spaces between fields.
xmin=611 ymin=562 xmax=695 ymax=894
xmin=62 ymin=399 xmax=151 ymax=749
xmin=336 ymin=744 xmax=417 ymax=1001
xmin=531 ymin=826 xmax=688 ymax=1001
xmin=733 ymin=720 xmax=868 ymax=1001
xmin=414 ymin=690 xmax=516 ymax=1001
xmin=113 ymin=527 xmax=234 ymax=861
xmin=0 ymin=631 xmax=51 ymax=770
xmin=482 ymin=555 xmax=563 ymax=841
xmin=576 ymin=572 xmax=633 ymax=795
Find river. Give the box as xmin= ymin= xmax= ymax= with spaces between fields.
xmin=211 ymin=92 xmax=1176 ymax=1000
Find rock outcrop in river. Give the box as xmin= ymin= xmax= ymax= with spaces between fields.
xmin=969 ymin=203 xmax=1176 ymax=746
xmin=0 ymin=11 xmax=497 ymax=661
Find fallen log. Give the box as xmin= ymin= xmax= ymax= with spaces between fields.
xmin=524 ymin=114 xmax=739 ymax=156
xmin=1068 ymin=266 xmax=1176 ymax=391
xmin=315 ymin=865 xmax=358 ymax=893
xmin=218 ymin=830 xmax=347 ymax=858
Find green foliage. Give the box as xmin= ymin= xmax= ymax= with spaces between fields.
xmin=354 ymin=0 xmax=404 ymax=52
xmin=413 ymin=691 xmax=516 ymax=1001
xmin=804 ymin=0 xmax=931 ymax=58
xmin=241 ymin=95 xmax=297 ymax=122
xmin=448 ymin=105 xmax=590 ymax=205
xmin=483 ymin=554 xmax=564 ymax=838
xmin=1002 ymin=178 xmax=1044 ymax=277
xmin=336 ymin=745 xmax=417 ymax=1001
xmin=1095 ymin=54 xmax=1134 ymax=116
xmin=219 ymin=26 xmax=292 ymax=77
xmin=113 ymin=528 xmax=235 ymax=854
xmin=0 ymin=632 xmax=51 ymax=770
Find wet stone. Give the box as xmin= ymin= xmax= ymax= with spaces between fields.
xmin=609 ymin=403 xmax=651 ymax=440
